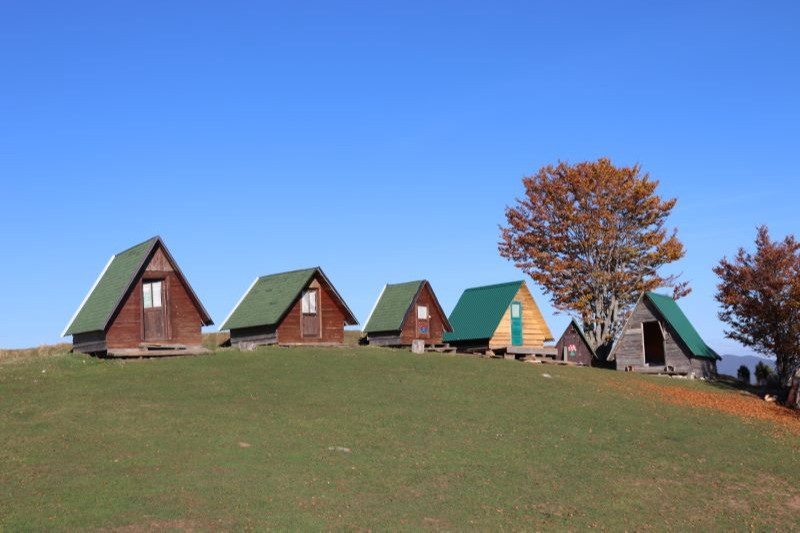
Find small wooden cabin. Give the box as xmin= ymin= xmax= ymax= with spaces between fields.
xmin=362 ymin=280 xmax=452 ymax=346
xmin=554 ymin=319 xmax=597 ymax=366
xmin=62 ymin=236 xmax=214 ymax=356
xmin=221 ymin=267 xmax=358 ymax=348
xmin=608 ymin=292 xmax=720 ymax=378
xmin=443 ymin=280 xmax=553 ymax=353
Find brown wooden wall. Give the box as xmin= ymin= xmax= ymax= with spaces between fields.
xmin=105 ymin=245 xmax=205 ymax=349
xmin=397 ymin=283 xmax=448 ymax=345
xmin=554 ymin=322 xmax=594 ymax=366
xmin=613 ymin=298 xmax=694 ymax=373
xmin=229 ymin=325 xmax=277 ymax=346
xmin=489 ymin=283 xmax=553 ymax=349
xmin=276 ymin=274 xmax=348 ymax=344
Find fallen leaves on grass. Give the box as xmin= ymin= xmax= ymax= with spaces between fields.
xmin=624 ymin=379 xmax=800 ymax=434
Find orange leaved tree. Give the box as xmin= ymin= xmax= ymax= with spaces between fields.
xmin=499 ymin=158 xmax=687 ymax=356
xmin=714 ymin=226 xmax=800 ymax=385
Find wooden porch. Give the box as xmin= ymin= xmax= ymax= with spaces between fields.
xmin=106 ymin=344 xmax=212 ymax=358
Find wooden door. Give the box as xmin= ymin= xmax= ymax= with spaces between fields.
xmin=416 ymin=305 xmax=430 ymax=339
xmin=142 ymin=280 xmax=167 ymax=341
xmin=510 ymin=301 xmax=523 ymax=346
xmin=301 ymin=289 xmax=320 ymax=338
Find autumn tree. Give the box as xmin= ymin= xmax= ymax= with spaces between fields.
xmin=499 ymin=158 xmax=687 ymax=356
xmin=714 ymin=226 xmax=800 ymax=385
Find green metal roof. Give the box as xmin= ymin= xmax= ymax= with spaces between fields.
xmin=363 ymin=281 xmax=424 ymax=333
xmin=63 ymin=237 xmax=157 ymax=336
xmin=645 ymin=292 xmax=720 ymax=360
xmin=220 ymin=267 xmax=358 ymax=331
xmin=443 ymin=281 xmax=523 ymax=342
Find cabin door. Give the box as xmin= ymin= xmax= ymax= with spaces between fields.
xmin=416 ymin=305 xmax=430 ymax=339
xmin=301 ymin=289 xmax=320 ymax=338
xmin=142 ymin=280 xmax=167 ymax=342
xmin=510 ymin=301 xmax=523 ymax=346
xmin=643 ymin=321 xmax=665 ymax=366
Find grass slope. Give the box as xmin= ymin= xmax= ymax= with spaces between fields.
xmin=1 ymin=347 xmax=799 ymax=531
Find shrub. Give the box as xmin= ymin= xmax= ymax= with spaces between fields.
xmin=737 ymin=365 xmax=751 ymax=384
xmin=755 ymin=361 xmax=773 ymax=383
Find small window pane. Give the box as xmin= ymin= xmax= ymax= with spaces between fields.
xmin=511 ymin=303 xmax=521 ymax=318
xmin=143 ymin=283 xmax=152 ymax=309
xmin=302 ymin=290 xmax=317 ymax=314
xmin=308 ymin=291 xmax=317 ymax=314
xmin=417 ymin=305 xmax=428 ymax=320
xmin=152 ymin=281 xmax=162 ymax=308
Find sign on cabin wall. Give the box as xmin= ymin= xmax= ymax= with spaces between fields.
xmin=417 ymin=305 xmax=429 ymax=334
xmin=568 ymin=344 xmax=577 ymax=358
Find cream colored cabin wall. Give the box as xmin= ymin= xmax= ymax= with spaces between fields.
xmin=489 ymin=283 xmax=553 ymax=348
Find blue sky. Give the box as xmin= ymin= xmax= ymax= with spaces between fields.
xmin=1 ymin=1 xmax=798 ymax=351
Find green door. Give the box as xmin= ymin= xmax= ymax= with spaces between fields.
xmin=510 ymin=301 xmax=523 ymax=346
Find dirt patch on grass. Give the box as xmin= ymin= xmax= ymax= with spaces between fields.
xmin=103 ymin=519 xmax=218 ymax=532
xmin=625 ymin=379 xmax=800 ymax=433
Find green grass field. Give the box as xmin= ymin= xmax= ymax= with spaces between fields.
xmin=1 ymin=346 xmax=799 ymax=531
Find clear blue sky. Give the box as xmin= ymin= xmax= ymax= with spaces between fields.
xmin=1 ymin=1 xmax=798 ymax=351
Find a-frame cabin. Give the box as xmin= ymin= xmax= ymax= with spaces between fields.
xmin=62 ymin=236 xmax=213 ymax=356
xmin=443 ymin=280 xmax=553 ymax=354
xmin=554 ymin=318 xmax=598 ymax=366
xmin=221 ymin=267 xmax=358 ymax=348
xmin=608 ymin=292 xmax=720 ymax=378
xmin=362 ymin=280 xmax=452 ymax=346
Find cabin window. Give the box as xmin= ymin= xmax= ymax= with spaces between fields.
xmin=301 ymin=290 xmax=317 ymax=314
xmin=511 ymin=302 xmax=521 ymax=318
xmin=417 ymin=305 xmax=428 ymax=320
xmin=142 ymin=281 xmax=163 ymax=309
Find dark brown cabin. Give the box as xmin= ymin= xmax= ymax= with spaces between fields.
xmin=220 ymin=267 xmax=358 ymax=348
xmin=554 ymin=319 xmax=597 ymax=366
xmin=62 ymin=236 xmax=213 ymax=356
xmin=362 ymin=280 xmax=452 ymax=346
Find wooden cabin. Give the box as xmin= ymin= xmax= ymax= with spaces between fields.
xmin=443 ymin=280 xmax=553 ymax=354
xmin=362 ymin=280 xmax=452 ymax=346
xmin=554 ymin=319 xmax=597 ymax=366
xmin=62 ymin=236 xmax=213 ymax=357
xmin=220 ymin=267 xmax=358 ymax=348
xmin=608 ymin=292 xmax=720 ymax=378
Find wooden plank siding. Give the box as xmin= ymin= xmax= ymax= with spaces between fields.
xmin=489 ymin=284 xmax=551 ymax=349
xmin=105 ymin=246 xmax=205 ymax=350
xmin=275 ymin=275 xmax=348 ymax=345
xmin=398 ymin=283 xmax=448 ymax=345
xmin=72 ymin=331 xmax=107 ymax=354
xmin=229 ymin=325 xmax=278 ymax=347
xmin=613 ymin=298 xmax=717 ymax=378
xmin=554 ymin=322 xmax=595 ymax=366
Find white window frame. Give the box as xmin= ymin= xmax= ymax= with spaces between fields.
xmin=302 ymin=290 xmax=317 ymax=314
xmin=417 ymin=305 xmax=429 ymax=320
xmin=143 ymin=281 xmax=163 ymax=309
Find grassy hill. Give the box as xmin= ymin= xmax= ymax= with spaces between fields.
xmin=1 ymin=346 xmax=799 ymax=530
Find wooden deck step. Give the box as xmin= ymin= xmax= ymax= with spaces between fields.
xmin=108 ymin=346 xmax=211 ymax=358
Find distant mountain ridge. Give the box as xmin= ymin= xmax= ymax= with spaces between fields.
xmin=717 ymin=354 xmax=775 ymax=382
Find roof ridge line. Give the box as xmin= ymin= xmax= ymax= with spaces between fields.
xmin=465 ymin=280 xmax=524 ymax=290
xmin=386 ymin=279 xmax=426 ymax=287
xmin=257 ymin=266 xmax=318 ymax=279
xmin=115 ymin=236 xmax=159 ymax=255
